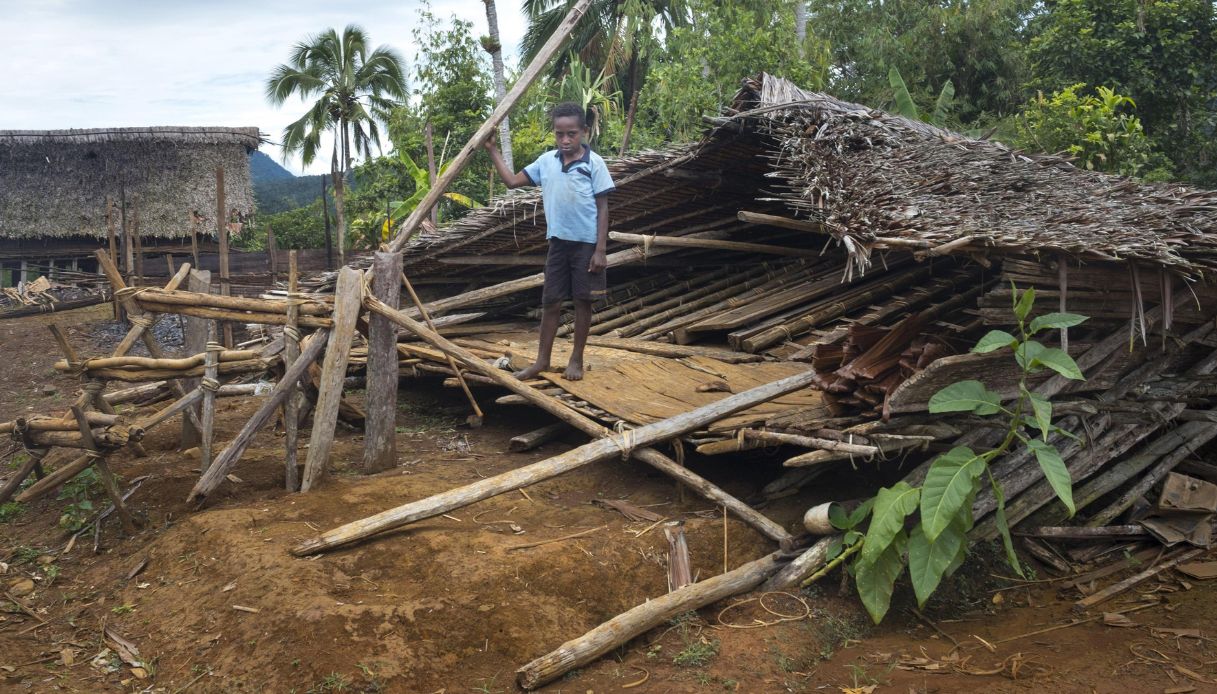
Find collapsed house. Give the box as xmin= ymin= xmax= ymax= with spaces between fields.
xmin=6 ymin=74 xmax=1217 ymax=687
xmin=0 ymin=126 xmax=259 ymax=290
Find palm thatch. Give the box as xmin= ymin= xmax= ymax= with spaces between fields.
xmin=0 ymin=127 xmax=261 ymax=240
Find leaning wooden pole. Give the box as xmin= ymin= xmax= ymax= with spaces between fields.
xmin=356 ymin=295 xmax=792 ymax=543
xmin=401 ymin=271 xmax=483 ymax=426
xmin=516 ymin=552 xmax=787 ymax=689
xmin=291 ymin=321 xmax=809 ymax=555
xmin=385 ymin=0 xmax=593 ymax=253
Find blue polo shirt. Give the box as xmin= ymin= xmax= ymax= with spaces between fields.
xmin=523 ymin=145 xmax=614 ymax=244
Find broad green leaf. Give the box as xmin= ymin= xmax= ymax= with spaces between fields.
xmin=920 ymin=447 xmax=984 ymax=541
xmin=928 ymin=380 xmax=1002 ymax=415
xmin=1027 ymin=390 xmax=1052 ymax=440
xmin=972 ymin=330 xmax=1017 ymax=354
xmin=908 ymin=518 xmax=967 ymax=607
xmin=1013 ymin=286 xmax=1036 ymax=321
xmin=1029 ymin=312 xmax=1088 ymax=335
xmin=829 ymin=503 xmax=850 ymax=530
xmin=856 ymin=529 xmax=908 ymax=624
xmin=1015 ymin=340 xmax=1046 ymax=371
xmin=1033 ymin=347 xmax=1085 ymax=380
xmin=931 ymin=80 xmax=955 ymax=127
xmin=887 ymin=66 xmax=920 ymax=121
xmin=847 ymin=498 xmax=875 ymax=528
xmin=1028 ymin=439 xmax=1075 ymax=516
xmin=860 ymin=482 xmax=920 ymax=566
xmin=826 ymin=537 xmax=844 ymax=561
xmin=989 ymin=479 xmax=1025 ymax=578
xmin=844 ymin=530 xmax=863 ymax=545
xmin=442 ymin=192 xmax=481 ymax=208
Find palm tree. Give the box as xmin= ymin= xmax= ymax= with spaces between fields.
xmin=266 ymin=25 xmax=406 ymax=264
xmin=481 ymin=0 xmax=514 ymax=170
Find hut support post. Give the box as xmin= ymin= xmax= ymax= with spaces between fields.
xmin=283 ymin=251 xmax=301 ymax=491
xmin=131 ymin=193 xmax=143 ymax=287
xmin=363 ymin=252 xmax=401 ymax=473
xmin=267 ymin=223 xmax=277 ymax=283
xmin=180 ymin=270 xmax=211 ymax=449
xmin=301 ymin=267 xmax=363 ymax=491
xmin=199 ymin=323 xmax=220 ymax=472
xmin=216 ymin=166 xmax=233 ymax=349
xmin=187 ymin=330 xmax=330 ymax=503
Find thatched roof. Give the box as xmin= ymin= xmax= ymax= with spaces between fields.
xmin=737 ymin=74 xmax=1217 ymax=277
xmin=0 ymin=126 xmax=261 ymax=240
xmin=403 ymin=73 xmax=1217 ymax=281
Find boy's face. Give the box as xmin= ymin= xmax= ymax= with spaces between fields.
xmin=552 ymin=115 xmax=586 ymax=156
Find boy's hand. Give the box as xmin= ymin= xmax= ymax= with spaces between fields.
xmin=588 ymin=249 xmax=607 ymax=273
xmin=482 ymin=131 xmax=498 ymax=152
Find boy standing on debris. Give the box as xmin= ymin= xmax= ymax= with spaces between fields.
xmin=483 ymin=102 xmax=614 ymax=381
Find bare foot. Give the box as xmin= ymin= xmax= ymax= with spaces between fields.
xmin=562 ymin=361 xmax=584 ymax=381
xmin=513 ymin=362 xmax=548 ymax=380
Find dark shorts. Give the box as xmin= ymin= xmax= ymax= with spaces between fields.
xmin=542 ymin=238 xmax=607 ymax=305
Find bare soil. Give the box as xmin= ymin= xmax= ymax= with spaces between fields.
xmin=2 ymin=305 xmax=1216 ymax=694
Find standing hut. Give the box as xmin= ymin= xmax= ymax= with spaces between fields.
xmin=0 ymin=126 xmax=260 ymax=285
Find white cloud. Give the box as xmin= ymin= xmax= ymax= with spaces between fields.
xmin=0 ymin=0 xmax=527 ymax=174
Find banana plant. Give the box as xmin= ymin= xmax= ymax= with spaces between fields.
xmin=888 ymin=65 xmax=955 ymax=128
xmin=386 ymin=149 xmax=481 ymax=239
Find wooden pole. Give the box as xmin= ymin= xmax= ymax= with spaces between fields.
xmin=120 ymin=189 xmax=133 ymax=276
xmin=363 ymin=252 xmax=402 ymax=473
xmin=0 ymin=448 xmax=49 ymax=504
xmin=386 ymin=0 xmax=594 ymax=253
xmin=425 ymin=122 xmax=438 ymax=226
xmin=322 ymin=178 xmax=333 ymax=270
xmin=70 ymin=405 xmax=137 ymax=534
xmin=106 ymin=197 xmax=120 ymax=319
xmin=284 ymin=251 xmax=301 ymax=491
xmin=131 ymin=193 xmax=143 ymax=287
xmin=291 ymin=319 xmax=808 ymax=554
xmin=187 ymin=331 xmax=329 ymax=503
xmin=179 ymin=269 xmax=210 ymax=450
xmin=401 ymin=271 xmax=483 ymax=425
xmin=199 ymin=323 xmax=220 ymax=471
xmin=607 ymin=231 xmax=820 ymax=258
xmin=216 ymin=166 xmax=233 ymax=349
xmin=516 ymin=552 xmax=787 ymax=689
xmin=301 ymin=267 xmax=363 ymax=491
xmin=267 ymin=223 xmax=277 ymax=283
xmin=190 ymin=212 xmax=200 ymax=268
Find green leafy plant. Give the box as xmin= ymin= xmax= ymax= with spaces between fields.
xmin=888 ymin=66 xmax=955 ymax=127
xmin=57 ymin=467 xmax=102 ymax=532
xmin=850 ymin=285 xmax=1087 ymax=623
xmin=0 ymin=501 xmax=21 ymax=523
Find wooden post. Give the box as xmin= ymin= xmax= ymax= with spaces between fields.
xmin=516 ymin=552 xmax=786 ymax=689
xmin=106 ymin=197 xmax=120 ymax=319
xmin=199 ymin=323 xmax=220 ymax=471
xmin=386 ymin=0 xmax=594 ymax=252
xmin=363 ymin=253 xmax=401 ymax=473
xmin=180 ymin=269 xmax=210 ymax=449
xmin=321 ymin=178 xmax=333 ymax=270
xmin=187 ymin=331 xmax=329 ymax=503
xmin=69 ymin=405 xmax=137 ymax=534
xmin=131 ymin=193 xmax=143 ymax=287
xmin=284 ymin=251 xmax=301 ymax=491
xmin=291 ymin=324 xmax=809 ymax=554
xmin=190 ymin=212 xmax=200 ymax=268
xmin=424 ymin=123 xmax=438 ymax=226
xmin=267 ymin=223 xmax=277 ymax=283
xmin=216 ymin=166 xmax=233 ymax=348
xmin=301 ymin=267 xmax=363 ymax=491
xmin=120 ymin=188 xmax=133 ymax=276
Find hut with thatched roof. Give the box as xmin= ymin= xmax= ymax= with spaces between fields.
xmin=0 ymin=126 xmax=260 ymax=284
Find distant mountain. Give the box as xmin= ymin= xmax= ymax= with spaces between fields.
xmin=249 ymin=152 xmax=327 ymax=215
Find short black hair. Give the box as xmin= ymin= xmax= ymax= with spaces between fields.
xmin=550 ymin=101 xmax=589 ymax=128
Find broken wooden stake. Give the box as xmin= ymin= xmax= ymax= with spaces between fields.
xmin=363 ymin=252 xmax=402 ymax=473
xmin=508 ymin=423 xmax=567 ymax=452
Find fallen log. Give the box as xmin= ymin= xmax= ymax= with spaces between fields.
xmin=515 ymin=552 xmax=787 ymax=689
xmin=508 ymin=423 xmax=568 ymax=452
xmin=0 ymin=295 xmax=108 ymax=320
xmin=291 ymin=315 xmax=814 ymax=554
xmin=16 ymin=453 xmax=92 ymax=503
xmin=54 ymin=350 xmax=260 ymax=373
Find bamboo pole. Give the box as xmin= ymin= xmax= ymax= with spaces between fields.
xmin=187 ymin=331 xmax=329 ymax=503
xmin=736 ymin=211 xmax=825 ymax=233
xmin=291 ymin=302 xmax=806 ymax=555
xmin=129 ymin=288 xmax=331 ymax=316
xmin=607 ymin=231 xmax=818 ymax=257
xmin=386 ymin=0 xmax=594 ymax=253
xmin=516 ymin=552 xmax=787 ymax=689
xmin=284 ymin=251 xmax=301 ymax=491
xmin=301 ymin=267 xmax=363 ymax=491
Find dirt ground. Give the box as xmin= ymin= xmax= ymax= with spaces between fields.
xmin=3 ymin=304 xmax=1217 ymax=694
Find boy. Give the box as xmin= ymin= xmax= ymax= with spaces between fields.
xmin=483 ymin=102 xmax=614 ymax=381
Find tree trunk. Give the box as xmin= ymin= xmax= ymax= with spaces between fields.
xmin=794 ymin=1 xmax=807 ymax=52
xmin=331 ymin=145 xmax=346 ymax=266
xmin=483 ymin=0 xmax=513 ymax=171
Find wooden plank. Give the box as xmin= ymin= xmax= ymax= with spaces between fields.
xmin=363 ymin=252 xmax=401 ymax=473
xmin=386 ymin=0 xmax=595 ymax=253
xmin=301 ymin=267 xmax=363 ymax=491
xmin=187 ymin=331 xmax=329 ymax=503
xmin=584 ymin=336 xmax=764 ymax=363
xmin=179 ymin=269 xmax=210 ymax=449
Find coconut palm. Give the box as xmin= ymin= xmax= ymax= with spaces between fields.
xmin=266 ymin=25 xmax=406 ymax=263
xmin=482 ymin=0 xmax=514 ymax=170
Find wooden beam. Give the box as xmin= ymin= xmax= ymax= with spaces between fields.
xmin=437 ymin=255 xmax=548 ymax=266
xmin=737 ymin=211 xmax=824 ymax=233
xmin=363 ymin=252 xmax=402 ymax=473
xmin=386 ymin=0 xmax=594 ymax=253
xmin=608 ymin=231 xmax=818 ymax=258
xmin=301 ymin=267 xmax=363 ymax=491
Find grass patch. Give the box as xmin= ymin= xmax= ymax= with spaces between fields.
xmin=673 ymin=637 xmax=719 ymax=667
xmin=0 ymin=502 xmax=21 ymax=523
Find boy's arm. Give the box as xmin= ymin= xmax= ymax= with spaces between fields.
xmin=482 ymin=132 xmax=531 ymax=188
xmin=589 ymin=195 xmax=609 ymax=273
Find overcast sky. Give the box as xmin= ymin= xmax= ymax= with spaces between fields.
xmin=1 ymin=0 xmax=527 ymax=174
